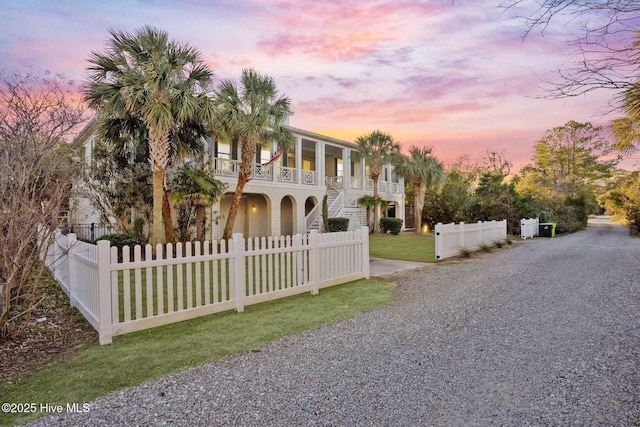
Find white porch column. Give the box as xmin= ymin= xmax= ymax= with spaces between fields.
xmin=296 ymin=196 xmax=306 ymax=234
xmin=343 ymin=148 xmax=351 ymax=190
xmin=295 ymin=136 xmax=302 ymax=185
xmin=360 ymin=161 xmax=367 ymax=191
xmin=271 ymin=198 xmax=281 ymax=237
xmin=271 ymin=141 xmax=278 ymax=182
xmin=315 ymin=141 xmax=324 ymax=187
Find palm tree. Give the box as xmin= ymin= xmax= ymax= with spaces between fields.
xmin=352 ymin=130 xmax=401 ymax=233
xmin=84 ymin=26 xmax=217 ymax=244
xmin=172 ymin=165 xmax=225 ymax=242
xmin=395 ymin=146 xmax=445 ymax=233
xmin=612 ymin=82 xmax=640 ymax=154
xmin=357 ymin=195 xmax=377 ymax=231
xmin=94 ymin=112 xmax=209 ymax=243
xmin=214 ymin=69 xmax=294 ymax=240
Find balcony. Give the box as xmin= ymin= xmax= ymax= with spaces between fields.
xmin=211 ymin=157 xmax=403 ymax=195
xmin=212 ymin=158 xmax=319 ymax=186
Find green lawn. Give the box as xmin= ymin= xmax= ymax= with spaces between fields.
xmin=0 ymin=278 xmax=392 ymax=426
xmin=369 ymin=232 xmax=436 ymax=263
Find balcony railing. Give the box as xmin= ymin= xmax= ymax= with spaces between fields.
xmin=278 ymin=166 xmax=297 ymax=183
xmin=327 ymin=176 xmax=343 ymax=189
xmin=350 ymin=177 xmax=362 ymax=190
xmin=213 ymin=158 xmax=239 ymax=176
xmin=301 ymin=170 xmax=318 ymax=185
xmin=212 ymin=158 xmax=272 ymax=181
xmin=252 ymin=164 xmax=272 ymax=181
xmin=210 ymin=157 xmax=401 ymax=193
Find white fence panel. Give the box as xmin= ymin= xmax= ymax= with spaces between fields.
xmin=41 ymin=233 xmax=102 ymax=333
xmin=435 ymin=220 xmax=507 ymax=260
xmin=521 ymin=218 xmax=539 ymax=239
xmin=316 ymin=229 xmax=366 ymax=288
xmin=42 ymin=232 xmax=64 ymax=293
xmin=42 ymin=227 xmax=370 ymax=345
xmin=109 ymin=239 xmax=236 ymax=339
xmin=68 ymin=237 xmax=101 ymax=331
xmin=46 ymin=232 xmax=71 ymax=296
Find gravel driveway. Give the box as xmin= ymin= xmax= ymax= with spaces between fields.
xmin=26 ymin=219 xmax=640 ymax=426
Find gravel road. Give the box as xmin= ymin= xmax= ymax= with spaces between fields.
xmin=25 ymin=218 xmax=640 ymax=426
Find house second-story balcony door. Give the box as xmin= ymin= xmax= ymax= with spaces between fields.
xmin=251 ymin=144 xmax=274 ymax=181
xmin=213 ymin=140 xmax=238 ymax=176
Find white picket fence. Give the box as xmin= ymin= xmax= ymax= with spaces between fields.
xmin=42 ymin=227 xmax=370 ymax=345
xmin=435 ymin=220 xmax=507 ymax=260
xmin=520 ymin=217 xmax=539 ymax=239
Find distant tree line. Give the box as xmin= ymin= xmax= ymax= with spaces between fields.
xmin=420 ymin=121 xmax=635 ymax=235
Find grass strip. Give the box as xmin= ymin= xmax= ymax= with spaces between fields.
xmin=369 ymin=233 xmax=436 ymax=263
xmin=0 ymin=278 xmax=392 ymax=426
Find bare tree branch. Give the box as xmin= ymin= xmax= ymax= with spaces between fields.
xmin=0 ymin=71 xmax=85 ymax=338
xmin=502 ymin=0 xmax=640 ymax=101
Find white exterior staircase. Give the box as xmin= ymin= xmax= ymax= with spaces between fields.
xmin=305 ymin=185 xmax=343 ymax=232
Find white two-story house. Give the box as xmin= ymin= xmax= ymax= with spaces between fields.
xmin=70 ymin=120 xmax=406 ymax=240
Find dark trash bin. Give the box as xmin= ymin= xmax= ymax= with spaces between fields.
xmin=539 ymin=222 xmax=556 ymax=237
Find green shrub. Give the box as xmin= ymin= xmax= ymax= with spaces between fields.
xmin=327 ymin=217 xmax=349 ymax=232
xmin=459 ymin=248 xmax=471 ymax=258
xmin=322 ymin=195 xmax=329 ymax=232
xmin=94 ymin=233 xmax=139 ymax=249
xmin=479 ymin=243 xmax=493 ymax=253
xmin=132 ymin=218 xmax=148 ymax=245
xmin=628 ymin=205 xmax=640 ymax=236
xmin=379 ymin=218 xmax=403 ymax=235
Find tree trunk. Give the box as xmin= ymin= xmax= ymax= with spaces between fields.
xmin=195 ymin=205 xmax=205 ymax=242
xmin=365 ymin=207 xmax=371 ymax=231
xmin=151 ymin=168 xmax=166 ymax=245
xmin=414 ymin=182 xmax=426 ymax=233
xmin=222 ymin=174 xmax=248 ymax=240
xmin=162 ymin=187 xmax=176 ymax=244
xmin=372 ymin=173 xmax=380 ymax=233
xmin=223 ymin=139 xmax=256 ymax=241
xmin=148 ymin=127 xmax=171 ymax=245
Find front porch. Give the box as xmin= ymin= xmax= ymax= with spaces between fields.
xmin=208 ymin=127 xmax=405 ymax=239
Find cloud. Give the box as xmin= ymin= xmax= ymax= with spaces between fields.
xmin=398 ymin=73 xmax=482 ymax=100
xmin=255 ymin=0 xmax=452 ymax=62
xmin=368 ymin=47 xmax=415 ymax=67
xmin=0 ymin=0 xmax=620 ymax=172
xmin=295 ymin=93 xmax=486 ymax=129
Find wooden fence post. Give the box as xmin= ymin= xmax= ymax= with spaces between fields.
xmin=309 ymin=230 xmax=320 ymax=295
xmin=96 ymin=240 xmax=113 ymax=345
xmin=232 ymin=233 xmax=246 ymax=313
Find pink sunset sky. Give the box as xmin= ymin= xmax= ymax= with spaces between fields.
xmin=1 ymin=0 xmax=634 ymax=171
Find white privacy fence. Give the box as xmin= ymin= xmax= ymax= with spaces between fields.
xmin=521 ymin=217 xmax=539 ymax=239
xmin=43 ymin=233 xmax=103 ymax=334
xmin=435 ymin=220 xmax=507 ymax=260
xmin=42 ymin=227 xmax=370 ymax=345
